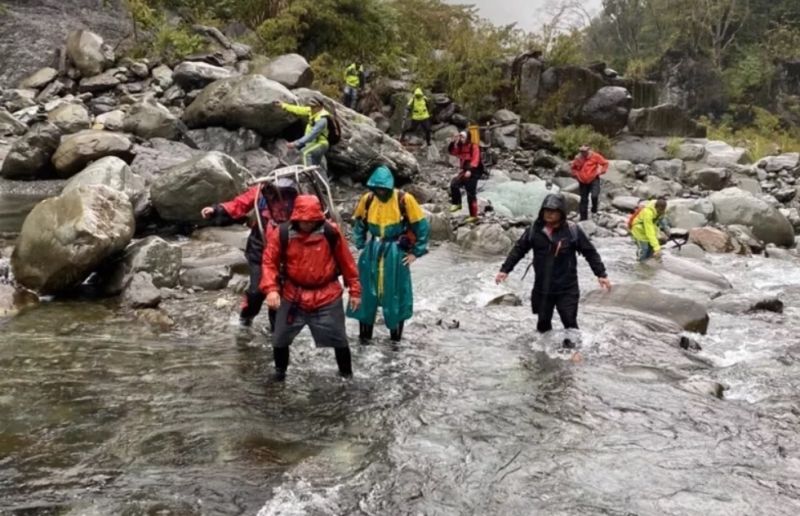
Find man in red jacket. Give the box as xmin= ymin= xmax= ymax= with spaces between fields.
xmin=571 ymin=144 xmax=609 ymax=221
xmin=201 ymin=178 xmax=298 ymax=330
xmin=261 ymin=195 xmax=361 ymax=381
xmin=448 ymin=131 xmax=484 ymax=223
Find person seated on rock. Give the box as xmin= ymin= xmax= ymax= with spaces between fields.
xmin=201 ymin=178 xmax=298 ymax=330
xmin=571 ymin=144 xmax=609 ymax=221
xmin=261 ymin=195 xmax=361 ymax=382
xmin=495 ymin=193 xmax=611 ymax=348
xmin=401 ymin=88 xmax=432 ymax=146
xmin=348 ymin=165 xmax=429 ymax=343
xmin=629 ymin=197 xmax=668 ymax=261
xmin=448 ymin=131 xmax=484 ymax=223
xmin=342 ymin=62 xmax=364 ymax=110
xmin=274 ymin=97 xmax=331 ymax=171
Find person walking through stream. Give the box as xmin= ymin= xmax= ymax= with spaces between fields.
xmin=261 ymin=195 xmax=361 ymax=381
xmin=495 ymin=193 xmax=611 ymax=348
xmin=348 ymin=165 xmax=430 ymax=342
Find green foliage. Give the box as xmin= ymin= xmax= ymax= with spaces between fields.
xmin=665 ymin=137 xmax=683 ymax=159
xmin=700 ymin=108 xmax=800 ymax=160
xmin=125 ymin=0 xmax=207 ymax=62
xmin=0 ymin=3 xmax=8 ymax=16
xmin=553 ymin=125 xmax=613 ymax=159
xmin=546 ymin=30 xmax=585 ymax=67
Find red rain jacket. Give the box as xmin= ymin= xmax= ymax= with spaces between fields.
xmin=448 ymin=141 xmax=481 ymax=170
xmin=571 ymin=151 xmax=609 ymax=184
xmin=260 ymin=195 xmax=361 ymax=311
xmin=218 ymin=185 xmax=293 ymax=262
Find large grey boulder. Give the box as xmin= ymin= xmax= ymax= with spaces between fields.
xmin=710 ymin=291 xmax=784 ymax=315
xmin=577 ymin=86 xmax=632 ymax=135
xmin=66 ymin=29 xmax=114 ymax=77
xmin=627 ymin=104 xmax=706 ymax=137
xmin=633 ymin=176 xmax=682 ymax=199
xmin=516 ymin=55 xmax=543 ymax=107
xmin=0 ymin=109 xmax=28 ymax=136
xmin=756 ymin=153 xmax=799 ymax=173
xmin=47 ymin=103 xmax=91 ymax=134
xmin=183 ymin=74 xmax=296 ymax=137
xmin=0 ymin=122 xmax=61 ymax=179
xmin=689 ymin=227 xmax=734 ymax=253
xmin=129 ymin=139 xmax=204 ymax=180
xmin=709 ymin=187 xmax=795 ymax=247
xmin=151 ymin=64 xmax=174 ymax=89
xmin=186 ymin=126 xmax=262 ymax=155
xmin=11 ymin=184 xmax=134 ymax=294
xmin=704 ymin=141 xmax=749 ymax=167
xmin=584 ymin=282 xmax=709 ymax=334
xmin=52 ymin=130 xmax=134 ymax=177
xmin=4 ymin=89 xmax=37 ymax=112
xmin=684 ymin=167 xmax=730 ymax=191
xmin=99 ymin=236 xmax=182 ymax=295
xmin=612 ymin=136 xmax=668 ymax=164
xmin=123 ymin=100 xmax=179 ymax=140
xmin=256 ymin=53 xmax=314 ymax=89
xmin=292 ymin=88 xmax=419 ymax=181
xmin=63 ymin=156 xmax=148 ymax=215
xmin=666 ymin=199 xmax=709 ymax=230
xmin=150 ymin=151 xmax=248 ymax=223
xmin=19 ymin=67 xmax=59 ymax=90
xmin=95 ymin=109 xmax=126 ymax=132
xmin=456 ymin=223 xmax=514 ymax=255
xmin=180 ymin=265 xmax=232 ymax=290
xmin=519 ymin=123 xmax=554 ymax=150
xmin=424 ymin=209 xmax=454 ymax=242
xmin=491 ymin=124 xmax=519 ymax=150
xmin=0 ymin=284 xmax=39 ymax=318
xmin=173 ymin=61 xmax=234 ymax=90
xmin=604 ymin=160 xmax=634 ymax=185
xmin=122 ymin=272 xmax=162 ymax=308
xmin=78 ymin=70 xmax=121 ymax=93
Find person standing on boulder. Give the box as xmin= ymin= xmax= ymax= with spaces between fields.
xmin=348 ymin=165 xmax=430 ymax=342
xmin=342 ymin=62 xmax=364 ymax=110
xmin=261 ymin=195 xmax=361 ymax=381
xmin=571 ymin=144 xmax=609 ymax=221
xmin=495 ymin=193 xmax=611 ymax=347
xmin=201 ymin=178 xmax=298 ymax=330
xmin=275 ymin=98 xmax=331 ymax=170
xmin=448 ymin=131 xmax=484 ymax=223
xmin=630 ymin=197 xmax=668 ymax=261
xmin=402 ymin=88 xmax=432 ymax=146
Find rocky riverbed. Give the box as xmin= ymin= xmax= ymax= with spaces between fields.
xmin=1 ymin=22 xmax=800 ymax=516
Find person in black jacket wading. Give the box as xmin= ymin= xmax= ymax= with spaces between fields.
xmin=495 ymin=193 xmax=612 ymax=346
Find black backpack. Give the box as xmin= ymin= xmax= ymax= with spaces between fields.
xmin=326 ymin=114 xmax=342 ymax=146
xmin=278 ymin=221 xmax=343 ymax=286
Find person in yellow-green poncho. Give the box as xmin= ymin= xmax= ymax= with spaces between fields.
xmin=347 ymin=165 xmax=430 ymax=342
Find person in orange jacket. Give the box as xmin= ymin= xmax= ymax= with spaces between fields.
xmin=571 ymin=144 xmax=609 ymax=221
xmin=261 ymin=195 xmax=361 ymax=381
xmin=448 ymin=131 xmax=484 ymax=222
xmin=201 ymin=178 xmax=298 ymax=330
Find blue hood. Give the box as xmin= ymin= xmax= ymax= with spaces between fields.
xmin=366 ymin=166 xmax=395 ymax=190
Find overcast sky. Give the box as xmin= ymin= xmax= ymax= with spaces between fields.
xmin=446 ymin=0 xmax=603 ymax=32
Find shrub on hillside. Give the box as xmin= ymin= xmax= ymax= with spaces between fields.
xmin=554 ymin=125 xmax=613 ymax=159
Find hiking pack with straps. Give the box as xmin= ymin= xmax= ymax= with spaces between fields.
xmin=627 ymin=203 xmax=645 ymax=230
xmin=363 ymin=189 xmax=417 ymax=250
xmin=278 ymin=221 xmax=342 ymax=286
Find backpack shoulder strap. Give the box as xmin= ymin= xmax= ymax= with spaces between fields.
xmin=363 ymin=192 xmax=374 ymax=218
xmin=322 ymin=221 xmax=340 ymax=253
xmin=567 ymin=222 xmax=583 ymax=255
xmin=278 ymin=222 xmax=290 ymax=281
xmin=396 ymin=190 xmax=408 ymax=224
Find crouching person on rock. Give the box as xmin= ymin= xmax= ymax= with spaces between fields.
xmin=348 ymin=165 xmax=430 ymax=342
xmin=261 ymin=195 xmax=361 ymax=381
xmin=495 ymin=193 xmax=611 ymax=348
xmin=201 ymin=178 xmax=298 ymax=330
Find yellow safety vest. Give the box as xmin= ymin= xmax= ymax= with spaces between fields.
xmin=408 ymin=94 xmax=430 ymax=121
xmin=345 ymin=64 xmax=362 ymax=88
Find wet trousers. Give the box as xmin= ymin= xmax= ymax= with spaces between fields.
xmin=450 ymin=171 xmax=480 ymax=217
xmin=403 ymin=118 xmax=432 ymax=145
xmin=578 ymin=178 xmax=601 ymax=221
xmin=531 ymin=288 xmax=580 ymax=333
xmin=241 ymin=259 xmax=276 ymax=329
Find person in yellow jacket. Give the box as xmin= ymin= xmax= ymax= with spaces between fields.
xmin=630 ymin=198 xmax=668 ymax=261
xmin=274 ymin=97 xmax=331 ymax=171
xmin=342 ymin=62 xmax=364 ymax=110
xmin=401 ymin=88 xmax=432 ymax=146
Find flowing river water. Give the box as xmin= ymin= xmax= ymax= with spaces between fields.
xmin=1 ymin=236 xmax=800 ymax=515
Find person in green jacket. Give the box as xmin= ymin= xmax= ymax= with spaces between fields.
xmin=347 ymin=165 xmax=430 ymax=342
xmin=401 ymin=88 xmax=432 ymax=146
xmin=630 ymin=198 xmax=668 ymax=261
xmin=342 ymin=62 xmax=364 ymax=110
xmin=274 ymin=97 xmax=331 ymax=171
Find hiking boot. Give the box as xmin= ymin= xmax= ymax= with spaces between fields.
xmin=562 ymin=338 xmax=576 ymax=349
xmin=390 ymin=321 xmax=404 ymax=342
xmin=359 ymin=323 xmax=374 ymax=344
xmin=465 ymin=216 xmax=478 ymax=224
xmin=449 ymin=204 xmax=462 ymax=213
xmin=272 ymin=369 xmax=287 ymax=382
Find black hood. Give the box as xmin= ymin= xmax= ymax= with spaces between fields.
xmin=537 ymin=193 xmax=567 ymax=222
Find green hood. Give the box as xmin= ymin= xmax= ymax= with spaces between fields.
xmin=366 ymin=165 xmax=395 ymax=190
xmin=414 ymin=88 xmax=424 ymax=97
